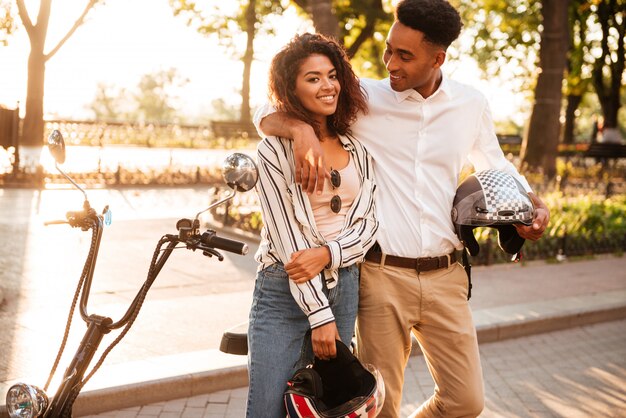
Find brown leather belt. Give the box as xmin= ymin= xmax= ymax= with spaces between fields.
xmin=365 ymin=249 xmax=457 ymax=273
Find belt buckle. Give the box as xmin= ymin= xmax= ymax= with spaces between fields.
xmin=415 ymin=255 xmax=450 ymax=273
xmin=415 ymin=257 xmax=428 ymax=273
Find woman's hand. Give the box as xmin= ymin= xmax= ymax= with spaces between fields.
xmin=285 ymin=247 xmax=331 ymax=283
xmin=311 ymin=322 xmax=340 ymax=360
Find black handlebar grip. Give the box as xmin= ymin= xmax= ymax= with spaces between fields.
xmin=201 ymin=232 xmax=249 ymax=255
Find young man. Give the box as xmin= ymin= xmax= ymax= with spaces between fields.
xmin=255 ymin=1 xmax=550 ymax=417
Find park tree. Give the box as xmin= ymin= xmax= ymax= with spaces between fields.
xmin=521 ymin=0 xmax=569 ymax=177
xmin=455 ymin=0 xmax=570 ymax=177
xmin=562 ymin=1 xmax=625 ymax=144
xmin=563 ymin=1 xmax=593 ymax=144
xmin=16 ymin=0 xmax=101 ymax=147
xmin=591 ymin=0 xmax=625 ymax=143
xmin=457 ymin=1 xmax=625 ymax=168
xmin=88 ymin=82 xmax=127 ymax=122
xmin=170 ymin=0 xmax=287 ymax=123
xmin=88 ymin=69 xmax=188 ymax=124
xmin=131 ymin=68 xmax=189 ymax=123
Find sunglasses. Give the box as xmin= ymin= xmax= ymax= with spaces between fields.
xmin=330 ymin=168 xmax=341 ymax=214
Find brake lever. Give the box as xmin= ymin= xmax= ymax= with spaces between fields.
xmin=202 ymin=248 xmax=224 ymax=261
xmin=182 ymin=238 xmax=224 ymax=261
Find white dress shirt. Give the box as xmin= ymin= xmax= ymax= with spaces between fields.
xmin=254 ymin=74 xmax=532 ymax=259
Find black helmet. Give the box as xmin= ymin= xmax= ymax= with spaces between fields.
xmin=452 ymin=169 xmax=533 ymax=256
xmin=284 ymin=340 xmax=385 ymax=417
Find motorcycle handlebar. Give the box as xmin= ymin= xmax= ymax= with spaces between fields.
xmin=44 ymin=219 xmax=69 ymax=226
xmin=200 ymin=231 xmax=249 ymax=255
xmin=43 ymin=209 xmax=96 ymax=227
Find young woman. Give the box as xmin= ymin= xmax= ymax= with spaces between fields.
xmin=247 ymin=33 xmax=378 ymax=417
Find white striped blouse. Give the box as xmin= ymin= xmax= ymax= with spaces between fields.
xmin=254 ymin=133 xmax=378 ymax=329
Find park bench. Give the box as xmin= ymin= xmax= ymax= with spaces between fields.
xmin=211 ymin=120 xmax=261 ymax=141
xmin=496 ymin=134 xmax=522 ymax=155
xmin=584 ymin=142 xmax=626 ymax=162
xmin=496 ymin=134 xmax=522 ymax=145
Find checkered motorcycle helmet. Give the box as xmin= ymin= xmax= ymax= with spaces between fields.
xmin=284 ymin=340 xmax=385 ymax=418
xmin=451 ymin=169 xmax=534 ymax=256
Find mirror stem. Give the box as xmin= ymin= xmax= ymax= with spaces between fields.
xmin=56 ymin=162 xmax=89 ymax=203
xmin=195 ymin=189 xmax=236 ymax=221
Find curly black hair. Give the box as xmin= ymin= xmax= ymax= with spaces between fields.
xmin=396 ymin=0 xmax=462 ymax=48
xmin=269 ymin=33 xmax=368 ymax=138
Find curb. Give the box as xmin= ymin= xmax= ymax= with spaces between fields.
xmin=74 ymin=365 xmax=248 ymax=417
xmin=474 ymin=290 xmax=626 ymax=344
xmin=2 ymin=295 xmax=625 ymax=417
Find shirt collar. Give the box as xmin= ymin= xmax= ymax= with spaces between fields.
xmin=392 ymin=71 xmax=452 ymax=103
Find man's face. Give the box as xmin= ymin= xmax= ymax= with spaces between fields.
xmin=383 ymin=22 xmax=444 ymax=94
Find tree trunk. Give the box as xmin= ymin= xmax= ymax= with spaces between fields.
xmin=520 ymin=0 xmax=569 ymax=178
xmin=22 ymin=45 xmax=46 ymax=146
xmin=240 ymin=0 xmax=256 ymax=123
xmin=592 ymin=0 xmax=624 ymax=137
xmin=19 ymin=0 xmax=50 ymax=147
xmin=309 ymin=0 xmax=339 ymax=39
xmin=562 ymin=94 xmax=581 ymax=144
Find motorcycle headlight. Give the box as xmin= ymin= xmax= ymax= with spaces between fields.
xmin=6 ymin=383 xmax=48 ymax=418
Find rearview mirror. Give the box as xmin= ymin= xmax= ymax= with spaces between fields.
xmin=222 ymin=153 xmax=258 ymax=192
xmin=47 ymin=130 xmax=66 ymax=165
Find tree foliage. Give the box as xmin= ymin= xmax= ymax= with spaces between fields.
xmin=132 ymin=68 xmax=189 ymax=123
xmin=87 ymin=82 xmax=127 ymax=122
xmin=452 ymin=0 xmax=542 ymax=90
xmin=88 ymin=69 xmax=189 ymax=124
xmin=170 ymin=0 xmax=394 ymax=122
xmin=0 ymin=0 xmax=16 ymax=45
xmin=170 ymin=0 xmax=288 ymax=123
xmin=289 ymin=0 xmax=394 ymax=77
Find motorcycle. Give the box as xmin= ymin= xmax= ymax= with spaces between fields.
xmin=5 ymin=130 xmax=258 ymax=418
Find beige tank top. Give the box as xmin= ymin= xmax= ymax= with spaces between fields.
xmin=308 ymin=154 xmax=360 ymax=240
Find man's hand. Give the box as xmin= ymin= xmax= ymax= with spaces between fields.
xmin=258 ymin=112 xmax=328 ymax=194
xmin=285 ymin=247 xmax=331 ymax=283
xmin=311 ymin=322 xmax=340 ymax=360
xmin=515 ymin=193 xmax=550 ymax=241
xmin=292 ymin=124 xmax=328 ymax=194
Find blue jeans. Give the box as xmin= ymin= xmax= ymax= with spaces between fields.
xmin=246 ymin=263 xmax=359 ymax=418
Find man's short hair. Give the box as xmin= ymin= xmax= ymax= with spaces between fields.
xmin=395 ymin=0 xmax=462 ymax=48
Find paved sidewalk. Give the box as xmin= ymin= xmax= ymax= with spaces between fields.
xmin=1 ymin=187 xmax=625 ymax=417
xmin=79 ymin=319 xmax=626 ymax=418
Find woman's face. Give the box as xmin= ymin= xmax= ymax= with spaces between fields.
xmin=294 ymin=54 xmax=341 ymax=123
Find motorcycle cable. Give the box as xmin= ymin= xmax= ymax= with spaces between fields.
xmin=74 ymin=236 xmax=174 ymax=392
xmin=43 ymin=217 xmax=100 ymax=393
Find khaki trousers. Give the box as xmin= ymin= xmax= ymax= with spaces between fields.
xmin=356 ymin=260 xmax=484 ymax=418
